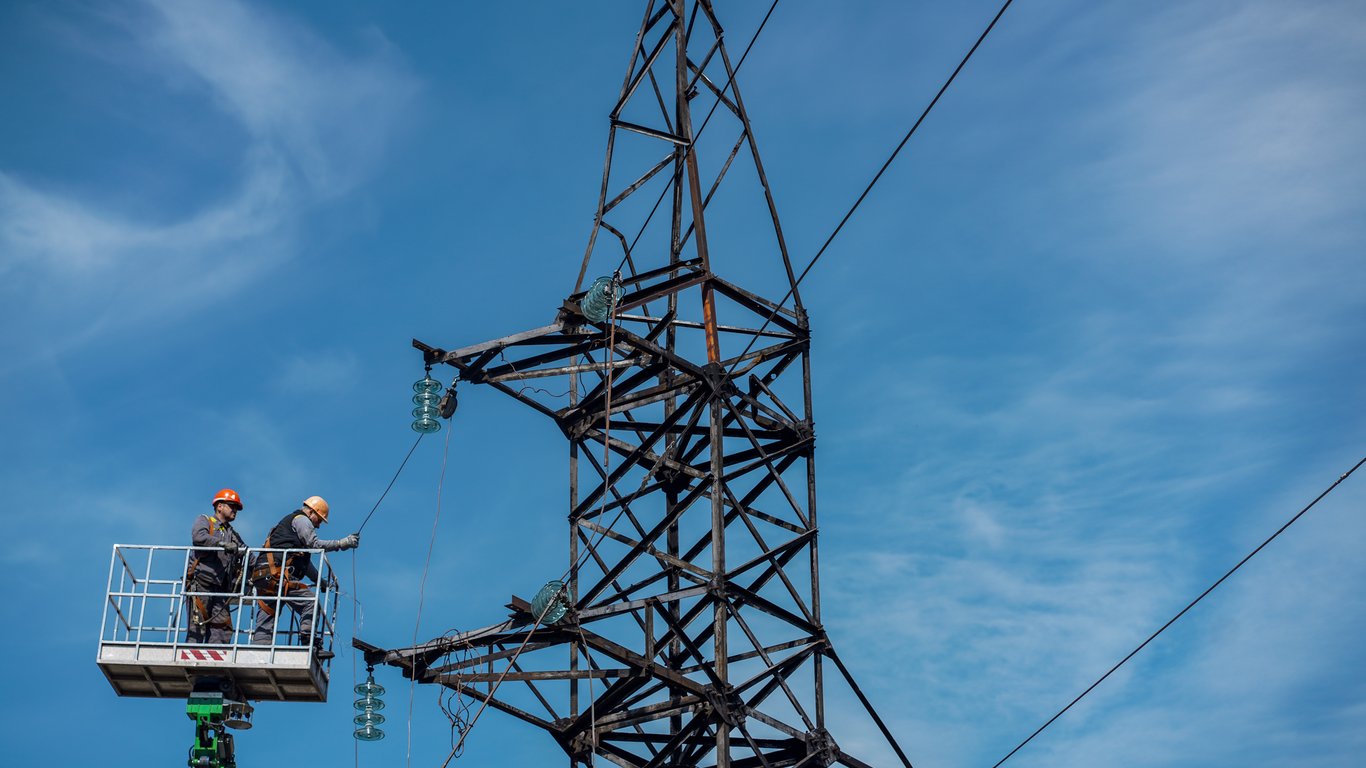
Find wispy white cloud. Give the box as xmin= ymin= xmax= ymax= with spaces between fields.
xmin=0 ymin=0 xmax=417 ymax=371
xmin=817 ymin=1 xmax=1366 ymax=765
xmin=1014 ymin=483 xmax=1366 ymax=768
xmin=1112 ymin=2 xmax=1366 ymax=245
xmin=133 ymin=0 xmax=416 ymax=198
xmin=1079 ymin=2 xmax=1366 ymax=362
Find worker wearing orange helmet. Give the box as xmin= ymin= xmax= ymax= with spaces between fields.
xmin=250 ymin=495 xmax=359 ymax=659
xmin=185 ymin=488 xmax=248 ymax=644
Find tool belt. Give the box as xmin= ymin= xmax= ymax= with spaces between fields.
xmin=184 ymin=556 xmax=238 ymax=627
xmin=249 ymin=547 xmax=308 ymax=618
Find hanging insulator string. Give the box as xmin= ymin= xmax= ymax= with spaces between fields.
xmin=412 ymin=372 xmax=444 ymax=434
xmin=353 ymin=665 xmax=387 ymax=741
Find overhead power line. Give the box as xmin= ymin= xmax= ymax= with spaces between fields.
xmin=807 ymin=0 xmax=1016 ymax=281
xmin=990 ymin=455 xmax=1366 ymax=768
xmin=407 ymin=1 xmax=1017 ymax=757
xmin=728 ymin=0 xmax=1016 ymax=374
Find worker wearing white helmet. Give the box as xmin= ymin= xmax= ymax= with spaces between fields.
xmin=249 ymin=495 xmax=359 ymax=659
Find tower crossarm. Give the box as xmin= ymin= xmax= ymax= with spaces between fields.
xmin=358 ymin=2 xmax=916 ymax=766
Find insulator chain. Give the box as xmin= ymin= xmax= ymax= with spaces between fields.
xmin=353 ymin=668 xmax=387 ymax=742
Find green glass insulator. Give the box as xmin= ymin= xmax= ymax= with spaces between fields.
xmin=354 ymin=679 xmax=386 ymax=698
xmin=354 ymin=723 xmax=386 ymax=742
xmin=580 ymin=276 xmax=622 ymax=323
xmin=353 ymin=709 xmax=386 ymax=726
xmin=531 ymin=580 xmax=569 ymax=624
xmin=354 ymin=697 xmax=386 ymax=713
xmin=411 ymin=377 xmax=443 ymax=433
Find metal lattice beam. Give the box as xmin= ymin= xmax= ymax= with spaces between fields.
xmin=358 ymin=3 xmax=908 ymax=767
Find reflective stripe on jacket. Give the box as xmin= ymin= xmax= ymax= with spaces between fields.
xmin=189 ymin=513 xmax=245 ymax=582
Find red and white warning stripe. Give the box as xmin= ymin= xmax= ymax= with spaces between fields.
xmin=179 ymin=649 xmax=227 ymax=662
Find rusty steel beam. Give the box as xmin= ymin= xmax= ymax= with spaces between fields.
xmin=358 ymin=4 xmax=909 ymax=767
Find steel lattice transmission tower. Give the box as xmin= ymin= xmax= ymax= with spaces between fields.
xmin=359 ymin=3 xmax=910 ymax=766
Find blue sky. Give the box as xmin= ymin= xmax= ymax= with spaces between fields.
xmin=2 ymin=1 xmax=1364 ymax=766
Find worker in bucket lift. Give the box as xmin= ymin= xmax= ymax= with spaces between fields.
xmin=249 ymin=495 xmax=358 ymax=660
xmin=185 ymin=488 xmax=248 ymax=644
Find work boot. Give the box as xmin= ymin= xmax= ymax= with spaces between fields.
xmin=312 ymin=640 xmax=335 ymax=661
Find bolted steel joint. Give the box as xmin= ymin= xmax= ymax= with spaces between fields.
xmin=704 ymin=685 xmax=745 ymax=728
xmin=805 ymin=728 xmax=839 ymax=767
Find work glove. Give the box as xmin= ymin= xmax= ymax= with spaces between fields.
xmin=342 ymin=533 xmax=360 ymax=550
xmin=223 ymin=540 xmax=241 ymax=555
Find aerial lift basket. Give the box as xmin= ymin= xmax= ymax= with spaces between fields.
xmin=96 ymin=543 xmax=338 ymax=702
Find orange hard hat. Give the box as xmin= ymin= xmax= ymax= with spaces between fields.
xmin=213 ymin=488 xmax=243 ymax=510
xmin=302 ymin=495 xmax=330 ymax=523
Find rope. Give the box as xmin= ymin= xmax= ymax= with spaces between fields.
xmin=351 ymin=549 xmax=362 ymax=768
xmin=436 ymin=629 xmax=476 ymax=759
xmin=351 ymin=429 xmax=430 ymax=765
xmin=407 ymin=424 xmax=454 ymax=768
xmin=438 ymin=587 xmax=580 ymax=768
xmin=358 ymin=432 xmax=426 ymax=534
xmin=601 ymin=276 xmax=620 ymax=530
xmin=989 ymin=455 xmax=1366 ymax=768
xmin=579 ymin=279 xmax=619 ymax=768
xmin=436 ymin=285 xmax=724 ymax=760
xmin=497 ymin=349 xmax=575 ymax=399
xmin=420 ymin=0 xmax=1016 ymax=751
xmin=725 ymin=0 xmax=1016 ymax=376
xmin=578 ymin=623 xmax=598 ymax=767
xmin=436 ymin=286 xmax=626 ymax=766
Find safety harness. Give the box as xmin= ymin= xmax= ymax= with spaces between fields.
xmin=185 ymin=515 xmax=242 ymax=633
xmin=251 ymin=512 xmax=311 ymax=618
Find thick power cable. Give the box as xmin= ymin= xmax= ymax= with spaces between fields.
xmin=727 ymin=0 xmax=1015 ymax=375
xmin=989 ymin=455 xmax=1366 ymax=768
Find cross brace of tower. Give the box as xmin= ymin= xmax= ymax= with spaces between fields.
xmin=357 ymin=3 xmax=910 ymax=767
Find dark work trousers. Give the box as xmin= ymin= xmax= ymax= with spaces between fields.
xmin=185 ymin=570 xmax=236 ymax=644
xmin=251 ymin=582 xmax=317 ymax=646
